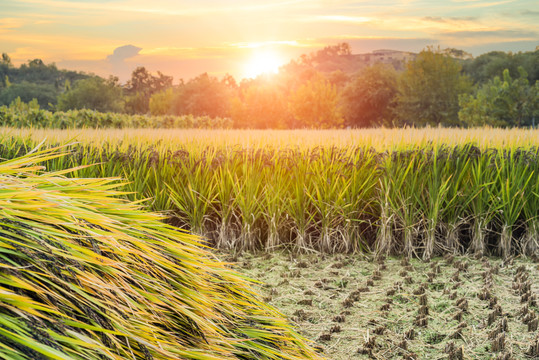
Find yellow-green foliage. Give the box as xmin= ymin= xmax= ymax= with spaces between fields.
xmin=289 ymin=74 xmax=343 ymax=128
xmin=0 ymin=148 xmax=321 ymax=360
xmin=2 ymin=128 xmax=539 ymax=258
xmin=0 ymin=101 xmax=231 ymax=129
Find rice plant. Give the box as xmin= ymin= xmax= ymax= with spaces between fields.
xmin=378 ymin=151 xmax=425 ymax=258
xmin=522 ymin=153 xmax=539 ymax=256
xmin=2 ymin=127 xmax=539 ymax=258
xmin=438 ymin=146 xmax=473 ymax=254
xmin=0 ymin=147 xmax=321 ymax=360
xmin=495 ymin=149 xmax=534 ymax=258
xmin=467 ymin=150 xmax=500 ymax=256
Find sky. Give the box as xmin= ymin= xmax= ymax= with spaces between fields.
xmin=1 ymin=0 xmax=538 ymax=82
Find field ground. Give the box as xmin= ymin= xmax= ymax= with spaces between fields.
xmin=223 ymin=252 xmax=539 ymax=359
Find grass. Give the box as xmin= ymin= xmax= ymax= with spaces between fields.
xmin=228 ymin=252 xmax=539 ymax=359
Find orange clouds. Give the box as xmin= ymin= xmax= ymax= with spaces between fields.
xmin=1 ymin=0 xmax=536 ymax=81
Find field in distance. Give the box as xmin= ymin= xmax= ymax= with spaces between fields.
xmin=5 ymin=127 xmax=539 ymax=150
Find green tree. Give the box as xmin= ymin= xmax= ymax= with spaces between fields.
xmin=298 ymin=43 xmax=352 ymax=67
xmin=1 ymin=53 xmax=11 ymax=66
xmin=289 ymin=73 xmax=343 ymax=128
xmin=395 ymin=46 xmax=471 ymax=126
xmin=124 ymin=67 xmax=173 ymax=114
xmin=462 ymin=50 xmax=539 ymax=85
xmin=442 ymin=48 xmax=473 ymax=60
xmin=16 ymin=59 xmax=61 ymax=84
xmin=149 ymin=88 xmax=175 ymax=115
xmin=0 ymin=54 xmax=88 ymax=100
xmin=1 ymin=54 xmax=12 ymax=89
xmin=326 ymin=70 xmax=350 ymax=89
xmin=171 ymin=73 xmax=234 ymax=118
xmin=516 ymin=50 xmax=539 ymax=84
xmin=0 ymin=81 xmax=57 ymax=108
xmin=462 ymin=51 xmax=515 ymax=85
xmin=459 ymin=67 xmax=539 ymax=127
xmin=57 ymin=76 xmax=124 ymax=112
xmin=341 ymin=64 xmax=398 ymax=127
xmin=230 ymin=80 xmax=289 ymax=128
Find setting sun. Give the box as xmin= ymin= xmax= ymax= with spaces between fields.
xmin=243 ymin=50 xmax=285 ymax=79
xmin=2 ymin=0 xmax=539 ymax=359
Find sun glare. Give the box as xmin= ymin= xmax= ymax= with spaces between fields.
xmin=243 ymin=50 xmax=284 ymax=79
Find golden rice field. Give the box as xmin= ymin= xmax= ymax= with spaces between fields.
xmin=2 ymin=126 xmax=539 ymax=360
xmin=2 ymin=126 xmax=539 ymax=258
xmin=4 ymin=126 xmax=539 ymax=150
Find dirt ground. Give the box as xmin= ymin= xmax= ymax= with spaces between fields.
xmin=222 ymin=252 xmax=539 ymax=359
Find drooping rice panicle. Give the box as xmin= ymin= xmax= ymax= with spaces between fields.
xmin=2 ymin=128 xmax=539 ymax=258
xmin=0 ymin=147 xmax=322 ymax=360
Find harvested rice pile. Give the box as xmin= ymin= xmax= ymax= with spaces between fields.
xmin=0 ymin=148 xmax=320 ymax=360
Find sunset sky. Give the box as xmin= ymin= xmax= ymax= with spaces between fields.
xmin=1 ymin=0 xmax=537 ymax=82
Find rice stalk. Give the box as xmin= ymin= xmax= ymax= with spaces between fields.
xmin=495 ymin=149 xmax=534 ymax=258
xmin=0 ymin=147 xmax=321 ymax=360
xmin=3 ymin=129 xmax=539 ymax=257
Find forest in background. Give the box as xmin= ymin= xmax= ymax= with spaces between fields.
xmin=0 ymin=44 xmax=538 ymax=128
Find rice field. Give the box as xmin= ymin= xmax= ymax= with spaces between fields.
xmin=2 ymin=127 xmax=539 ymax=258
xmin=4 ymin=127 xmax=539 ymax=150
xmin=229 ymin=251 xmax=539 ymax=359
xmin=2 ymin=126 xmax=539 ymax=360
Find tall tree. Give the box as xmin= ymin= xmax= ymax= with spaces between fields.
xmin=171 ymin=73 xmax=234 ymax=118
xmin=0 ymin=53 xmax=11 ymax=89
xmin=57 ymin=76 xmax=124 ymax=113
xmin=230 ymin=79 xmax=289 ymax=128
xmin=395 ymin=46 xmax=471 ymax=126
xmin=299 ymin=43 xmax=352 ymax=67
xmin=341 ymin=64 xmax=398 ymax=127
xmin=289 ymin=73 xmax=343 ymax=128
xmin=124 ymin=67 xmax=173 ymax=114
xmin=0 ymin=82 xmax=57 ymax=108
xmin=462 ymin=50 xmax=539 ymax=85
xmin=1 ymin=53 xmax=11 ymax=66
xmin=0 ymin=54 xmax=88 ymax=100
xmin=459 ymin=67 xmax=539 ymax=127
xmin=149 ymin=88 xmax=175 ymax=115
xmin=462 ymin=51 xmax=516 ymax=85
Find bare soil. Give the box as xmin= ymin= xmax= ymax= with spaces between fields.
xmin=222 ymin=252 xmax=539 ymax=359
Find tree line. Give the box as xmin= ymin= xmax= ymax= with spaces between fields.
xmin=1 ymin=45 xmax=538 ymax=128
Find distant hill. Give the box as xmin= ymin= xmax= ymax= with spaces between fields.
xmin=314 ymin=49 xmax=418 ymax=74
xmin=283 ymin=44 xmax=481 ymax=78
xmin=280 ymin=43 xmax=420 ymax=78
